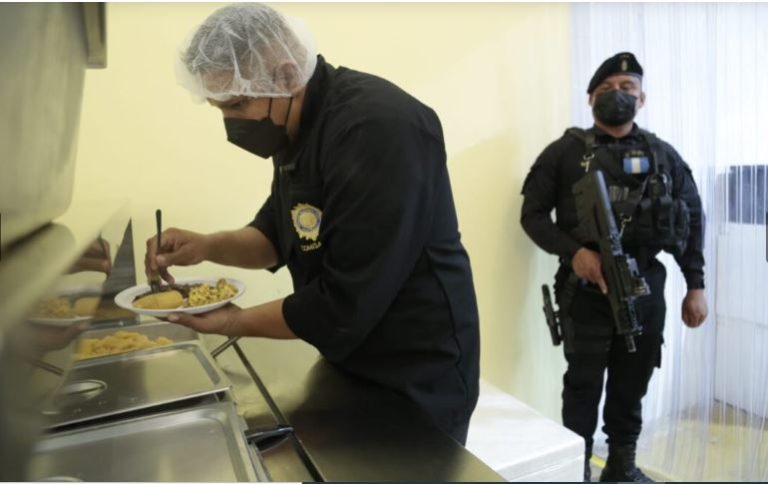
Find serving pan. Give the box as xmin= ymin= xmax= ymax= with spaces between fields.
xmin=30 ymin=400 xmax=269 ymax=482
xmin=45 ymin=340 xmax=230 ymax=428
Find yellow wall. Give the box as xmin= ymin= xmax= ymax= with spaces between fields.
xmin=74 ymin=3 xmax=571 ymax=420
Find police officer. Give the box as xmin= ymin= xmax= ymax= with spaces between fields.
xmin=521 ymin=52 xmax=708 ymax=481
xmin=144 ymin=3 xmax=480 ymax=444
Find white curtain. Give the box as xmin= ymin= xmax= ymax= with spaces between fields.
xmin=571 ymin=3 xmax=768 ymax=481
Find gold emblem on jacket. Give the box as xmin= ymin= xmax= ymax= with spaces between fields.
xmin=291 ymin=203 xmax=322 ymax=243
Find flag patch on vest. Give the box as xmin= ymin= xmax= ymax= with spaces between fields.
xmin=623 ymin=156 xmax=650 ymax=174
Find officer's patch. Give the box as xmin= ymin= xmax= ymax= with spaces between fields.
xmin=291 ymin=203 xmax=322 ymax=242
xmin=623 ymin=156 xmax=650 ymax=174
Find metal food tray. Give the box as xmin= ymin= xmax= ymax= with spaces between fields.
xmin=29 ymin=400 xmax=269 ymax=482
xmin=44 ymin=339 xmax=231 ymax=428
xmin=74 ymin=320 xmax=199 ymax=348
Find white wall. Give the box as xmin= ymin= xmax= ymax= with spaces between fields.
xmin=73 ymin=3 xmax=572 ymax=420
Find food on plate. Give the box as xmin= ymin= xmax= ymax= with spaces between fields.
xmin=131 ymin=278 xmax=238 ymax=309
xmin=188 ymin=279 xmax=238 ymax=307
xmin=91 ymin=303 xmax=135 ymax=321
xmin=31 ymin=293 xmax=103 ymax=320
xmin=32 ymin=297 xmax=74 ymax=319
xmin=133 ymin=290 xmax=184 ymax=310
xmin=75 ymin=330 xmax=174 ymax=360
xmin=73 ymin=297 xmax=100 ymax=317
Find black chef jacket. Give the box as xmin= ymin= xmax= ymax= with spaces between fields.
xmin=520 ymin=124 xmax=705 ymax=290
xmin=248 ymin=55 xmax=480 ymax=440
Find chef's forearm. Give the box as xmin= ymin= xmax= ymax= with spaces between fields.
xmin=206 ymin=227 xmax=279 ymax=269
xmin=233 ymin=298 xmax=297 ymax=339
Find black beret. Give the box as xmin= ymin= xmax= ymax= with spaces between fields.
xmin=587 ymin=52 xmax=643 ymax=94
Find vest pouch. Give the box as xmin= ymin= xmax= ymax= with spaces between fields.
xmin=618 ymin=198 xmax=654 ymax=246
xmin=666 ymin=198 xmax=690 ymax=256
xmin=653 ymin=197 xmax=690 ymax=256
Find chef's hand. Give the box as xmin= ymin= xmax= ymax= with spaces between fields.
xmin=167 ymin=304 xmax=241 ymax=336
xmin=572 ymin=248 xmax=608 ymax=294
xmin=145 ymin=228 xmax=210 ymax=284
xmin=682 ymin=289 xmax=708 ymax=328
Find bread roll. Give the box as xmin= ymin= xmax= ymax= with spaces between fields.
xmin=133 ymin=290 xmax=183 ymax=310
xmin=74 ymin=297 xmax=100 ymax=317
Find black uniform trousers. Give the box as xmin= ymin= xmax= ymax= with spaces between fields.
xmin=558 ymin=259 xmax=666 ymax=448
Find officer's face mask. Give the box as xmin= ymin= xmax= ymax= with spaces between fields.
xmin=592 ymin=90 xmax=637 ymax=127
xmin=224 ymin=96 xmax=293 ymax=159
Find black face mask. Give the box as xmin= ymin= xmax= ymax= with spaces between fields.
xmin=593 ymin=90 xmax=638 ymax=127
xmin=224 ymin=96 xmax=293 ymax=159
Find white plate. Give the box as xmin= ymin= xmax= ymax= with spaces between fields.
xmin=27 ymin=315 xmax=93 ymax=328
xmin=114 ymin=277 xmax=245 ymax=318
xmin=26 ymin=286 xmax=103 ymax=327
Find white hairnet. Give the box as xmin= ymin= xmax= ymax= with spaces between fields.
xmin=176 ymin=3 xmax=318 ymax=102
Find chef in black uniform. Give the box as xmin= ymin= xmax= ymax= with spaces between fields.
xmin=145 ymin=3 xmax=480 ymax=444
xmin=520 ymin=52 xmax=708 ymax=481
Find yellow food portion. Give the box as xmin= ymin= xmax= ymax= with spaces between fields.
xmin=75 ymin=330 xmax=174 ymax=360
xmin=187 ymin=279 xmax=238 ymax=307
xmin=92 ymin=305 xmax=135 ymax=321
xmin=133 ymin=290 xmax=183 ymax=310
xmin=33 ymin=297 xmax=74 ymax=319
xmin=74 ymin=297 xmax=100 ymax=317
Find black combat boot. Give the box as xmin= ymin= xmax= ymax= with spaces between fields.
xmin=599 ymin=444 xmax=654 ymax=482
xmin=584 ymin=443 xmax=593 ymax=482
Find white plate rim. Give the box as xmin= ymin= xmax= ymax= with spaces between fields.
xmin=27 ymin=315 xmax=93 ymax=327
xmin=113 ymin=277 xmax=246 ymax=317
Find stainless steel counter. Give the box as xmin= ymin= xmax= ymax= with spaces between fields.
xmin=207 ymin=335 xmax=504 ymax=482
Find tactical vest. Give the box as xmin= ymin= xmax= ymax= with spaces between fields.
xmin=566 ymin=127 xmax=690 ymax=257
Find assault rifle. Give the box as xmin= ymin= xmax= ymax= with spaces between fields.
xmin=569 ymin=170 xmax=650 ymax=352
